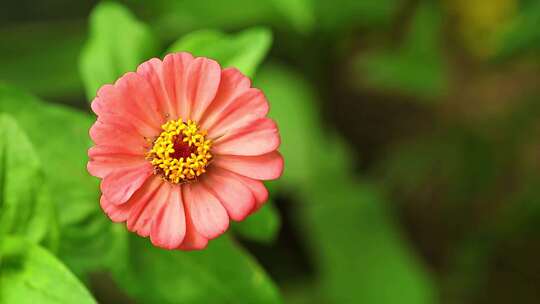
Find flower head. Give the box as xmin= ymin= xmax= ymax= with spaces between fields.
xmin=87 ymin=52 xmax=283 ymax=250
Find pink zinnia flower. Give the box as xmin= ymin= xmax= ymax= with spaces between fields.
xmin=87 ymin=52 xmax=283 ymax=250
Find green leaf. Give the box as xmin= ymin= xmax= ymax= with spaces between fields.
xmin=232 ymin=201 xmax=281 ymax=243
xmin=0 ymin=236 xmax=96 ymax=304
xmin=168 ymin=27 xmax=272 ymax=78
xmin=59 ymin=216 xmax=129 ymax=276
xmin=0 ymin=84 xmax=126 ymax=276
xmin=267 ymin=0 xmax=315 ymax=33
xmin=0 ymin=114 xmax=58 ymax=249
xmin=0 ymin=84 xmax=96 ymax=228
xmin=113 ymin=234 xmax=282 ymax=304
xmin=80 ymin=2 xmax=159 ymax=100
xmin=356 ymin=2 xmax=448 ymax=100
xmin=300 ymin=179 xmax=436 ymax=304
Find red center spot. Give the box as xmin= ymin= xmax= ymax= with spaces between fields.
xmin=171 ymin=136 xmax=194 ymax=159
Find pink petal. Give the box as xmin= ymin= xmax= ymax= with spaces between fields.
xmin=100 ymin=162 xmax=154 ymax=205
xmin=201 ymin=167 xmax=256 ymax=221
xmin=178 ymin=231 xmax=208 ymax=250
xmin=88 ymin=143 xmax=146 ymax=160
xmin=199 ymin=68 xmax=252 ymax=131
xmin=90 ymin=73 xmax=163 ymax=137
xmin=212 ymin=151 xmax=284 ymax=181
xmin=89 ymin=119 xmax=149 ymax=149
xmin=212 ymin=118 xmax=280 ymax=156
xmin=100 ymin=176 xmax=162 ymax=222
xmin=87 ymin=147 xmax=146 ymax=179
xmin=185 ymin=57 xmax=222 ymax=122
xmin=178 ymin=191 xmax=209 ymax=250
xmin=100 ymin=195 xmax=130 ymax=222
xmin=162 ymin=52 xmax=194 ymax=119
xmin=206 ymin=88 xmax=269 ymax=138
xmin=150 ymin=186 xmax=186 ymax=249
xmin=183 ymin=183 xmax=229 ymax=239
xmin=127 ymin=182 xmax=171 ymax=237
xmin=137 ymin=57 xmax=176 ymax=119
xmin=229 ymin=171 xmax=270 ymax=210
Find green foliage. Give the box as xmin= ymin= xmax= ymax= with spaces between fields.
xmin=0 ymin=114 xmax=58 ymax=249
xmin=138 ymin=0 xmax=400 ymax=38
xmin=113 ymin=234 xmax=282 ymax=304
xmin=80 ymin=1 xmax=159 ymax=100
xmin=356 ymin=2 xmax=448 ymax=100
xmin=495 ymin=0 xmax=540 ymax=59
xmin=301 ymin=179 xmax=435 ymax=304
xmin=0 ymin=236 xmax=96 ymax=304
xmin=0 ymin=84 xmax=126 ymax=276
xmin=268 ymin=0 xmax=315 ymax=33
xmin=144 ymin=0 xmax=278 ymax=40
xmin=0 ymin=22 xmax=84 ymax=99
xmin=378 ymin=127 xmax=500 ymax=204
xmin=168 ymin=27 xmax=272 ymax=78
xmin=232 ymin=201 xmax=281 ymax=243
xmin=314 ymin=0 xmax=401 ymax=30
xmin=2 ymin=0 xmax=500 ymax=302
xmin=254 ymin=62 xmax=434 ymax=304
xmin=0 ymin=84 xmax=95 ymax=226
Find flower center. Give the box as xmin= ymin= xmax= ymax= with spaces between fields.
xmin=146 ymin=119 xmax=212 ymax=184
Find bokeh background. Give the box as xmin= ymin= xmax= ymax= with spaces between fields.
xmin=2 ymin=0 xmax=540 ymax=303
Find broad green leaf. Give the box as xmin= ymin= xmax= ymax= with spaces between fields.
xmin=356 ymin=2 xmax=448 ymax=100
xmin=0 ymin=84 xmax=96 ymax=228
xmin=80 ymin=2 xmax=159 ymax=100
xmin=0 ymin=21 xmax=84 ymax=99
xmin=113 ymin=234 xmax=282 ymax=304
xmin=232 ymin=201 xmax=281 ymax=243
xmin=59 ymin=216 xmax=129 ymax=276
xmin=300 ymin=179 xmax=435 ymax=304
xmin=0 ymin=84 xmax=126 ymax=276
xmin=168 ymin=27 xmax=272 ymax=78
xmin=0 ymin=114 xmax=58 ymax=249
xmin=0 ymin=236 xmax=96 ymax=304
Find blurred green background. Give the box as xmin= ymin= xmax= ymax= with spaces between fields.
xmin=2 ymin=0 xmax=540 ymax=303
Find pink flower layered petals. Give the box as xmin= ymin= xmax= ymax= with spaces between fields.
xmin=88 ymin=52 xmax=283 ymax=250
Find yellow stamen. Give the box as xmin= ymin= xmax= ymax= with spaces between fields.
xmin=146 ymin=119 xmax=212 ymax=184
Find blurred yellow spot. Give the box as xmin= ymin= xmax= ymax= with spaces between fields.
xmin=147 ymin=119 xmax=212 ymax=184
xmin=444 ymin=0 xmax=517 ymax=58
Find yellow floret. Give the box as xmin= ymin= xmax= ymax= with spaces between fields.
xmin=146 ymin=119 xmax=212 ymax=184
